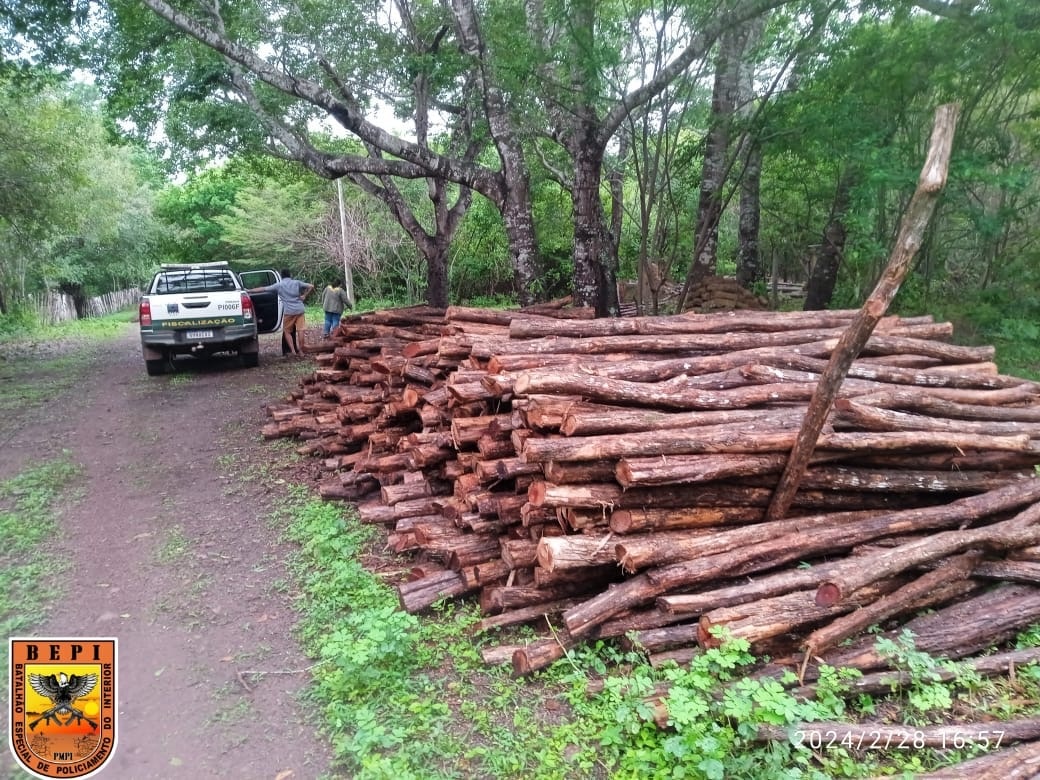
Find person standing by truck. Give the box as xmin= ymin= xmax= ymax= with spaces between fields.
xmin=321 ymin=279 xmax=352 ymax=338
xmin=250 ymin=269 xmax=315 ymax=356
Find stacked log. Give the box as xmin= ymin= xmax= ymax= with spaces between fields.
xmin=684 ymin=275 xmax=768 ymax=311
xmin=264 ymin=304 xmax=1040 ymax=689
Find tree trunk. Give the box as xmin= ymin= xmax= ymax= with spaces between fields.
xmin=735 ymin=16 xmax=765 ymax=288
xmin=425 ymin=242 xmax=450 ymax=309
xmin=447 ymin=0 xmax=542 ymax=304
xmin=803 ymin=168 xmax=855 ymax=310
xmin=813 ymin=502 xmax=1040 ymax=607
xmin=571 ymin=139 xmax=620 ymax=316
xmin=687 ymin=25 xmax=744 ymax=289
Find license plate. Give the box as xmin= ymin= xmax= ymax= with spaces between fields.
xmin=185 ymin=330 xmax=214 ymax=339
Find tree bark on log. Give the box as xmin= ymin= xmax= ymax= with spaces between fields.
xmin=508 ymin=309 xmax=864 ymax=338
xmin=610 ymin=506 xmax=766 ymax=534
xmin=537 ymin=534 xmax=624 ymax=571
xmin=819 ymin=584 xmax=1040 ymax=672
xmin=615 ymin=510 xmax=874 ymax=573
xmin=522 ymin=428 xmax=1030 ymax=463
xmin=804 ymin=551 xmax=982 ymax=656
xmin=398 ymin=569 xmax=472 ymax=612
xmin=835 ymin=398 xmax=1040 ymax=438
xmin=814 ymin=501 xmax=1040 ymax=606
xmin=787 ymin=647 xmax=1040 ymax=699
xmin=619 ymin=623 xmax=701 ymax=653
xmin=850 ymin=385 xmax=1040 ymax=416
xmin=478 ymin=322 xmax=957 ymax=360
xmin=617 ymin=453 xmax=827 ymax=487
xmin=564 ymin=481 xmax=1040 ymax=637
xmin=908 ymin=739 xmax=1040 ymax=780
xmin=562 ymin=406 xmax=803 ymax=437
xmin=474 ymin=598 xmax=585 ymax=633
xmin=698 ymin=579 xmax=907 ymax=649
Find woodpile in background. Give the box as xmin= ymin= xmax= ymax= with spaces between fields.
xmin=683 ymin=275 xmax=768 ymax=310
xmin=264 ymin=302 xmax=1040 ymax=698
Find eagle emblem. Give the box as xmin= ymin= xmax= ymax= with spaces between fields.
xmin=28 ymin=671 xmax=98 ymax=731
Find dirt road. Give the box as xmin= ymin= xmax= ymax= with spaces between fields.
xmin=1 ymin=325 xmax=333 ymax=779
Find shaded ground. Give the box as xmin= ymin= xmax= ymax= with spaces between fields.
xmin=1 ymin=324 xmax=333 ymax=779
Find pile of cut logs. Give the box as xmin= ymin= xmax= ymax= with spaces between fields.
xmin=264 ymin=304 xmax=1040 ymax=688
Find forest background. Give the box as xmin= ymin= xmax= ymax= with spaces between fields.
xmin=1 ymin=0 xmax=1038 ymax=376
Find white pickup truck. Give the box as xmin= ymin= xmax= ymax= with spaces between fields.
xmin=138 ymin=262 xmax=284 ymax=375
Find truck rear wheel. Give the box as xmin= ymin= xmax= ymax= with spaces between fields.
xmin=145 ymin=358 xmax=167 ymax=376
xmin=241 ymin=338 xmax=260 ymax=368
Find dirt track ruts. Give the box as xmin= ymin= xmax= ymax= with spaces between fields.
xmin=1 ymin=325 xmax=333 ymax=779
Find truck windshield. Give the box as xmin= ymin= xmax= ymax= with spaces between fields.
xmin=154 ymin=270 xmax=237 ymax=294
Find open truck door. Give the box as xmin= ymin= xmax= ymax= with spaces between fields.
xmin=238 ymin=269 xmax=284 ymax=334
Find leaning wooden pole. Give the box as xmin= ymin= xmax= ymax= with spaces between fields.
xmin=766 ymin=103 xmax=961 ymax=521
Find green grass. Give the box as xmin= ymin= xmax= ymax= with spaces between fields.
xmin=155 ymin=524 xmax=191 ymax=564
xmin=0 ymin=311 xmax=137 ymax=413
xmin=0 ymin=455 xmax=82 ymax=669
xmin=0 ymin=308 xmax=136 ymax=342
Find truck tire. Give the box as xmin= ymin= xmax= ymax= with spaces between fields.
xmin=145 ymin=358 xmax=166 ymax=376
xmin=241 ymin=338 xmax=260 ymax=368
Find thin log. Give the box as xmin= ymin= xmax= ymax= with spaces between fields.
xmin=565 ymin=480 xmax=1040 ymax=637
xmin=619 ymin=623 xmax=701 ymax=654
xmin=835 ymin=398 xmax=1040 ymax=438
xmin=804 ymin=551 xmax=982 ymax=656
xmin=522 ymin=428 xmax=1030 ymax=463
xmin=508 ymin=309 xmax=863 ymax=338
xmin=397 ymin=569 xmax=472 ymax=612
xmin=537 ymin=534 xmax=622 ymax=571
xmin=814 ymin=501 xmax=1040 ymax=606
xmin=543 ymin=461 xmax=617 ymax=484
xmin=908 ymin=740 xmax=1040 ymax=780
xmin=475 ymin=598 xmax=585 ymax=633
xmin=852 ymin=386 xmax=1040 ymax=417
xmin=562 ymin=406 xmax=802 ymax=437
xmin=698 ymin=579 xmax=907 ymax=649
xmin=768 ymin=103 xmax=960 ymax=521
xmin=380 ymin=480 xmax=434 ymax=505
xmin=788 ymin=647 xmax=1040 ymax=699
xmin=820 ymin=584 xmax=1040 ymax=672
xmin=610 ymin=506 xmax=766 ymax=534
xmin=483 ymin=322 xmax=952 ymax=359
xmin=618 ymin=453 xmax=817 ymax=487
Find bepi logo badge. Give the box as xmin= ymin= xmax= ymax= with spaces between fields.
xmin=9 ymin=638 xmax=117 ymax=778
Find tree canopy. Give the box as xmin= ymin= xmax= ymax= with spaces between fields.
xmin=4 ymin=0 xmax=1040 ymax=326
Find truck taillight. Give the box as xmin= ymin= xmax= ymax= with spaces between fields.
xmin=139 ymin=298 xmax=152 ymax=326
xmin=241 ymin=293 xmax=254 ymax=321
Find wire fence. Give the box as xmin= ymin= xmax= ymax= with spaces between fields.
xmin=30 ymin=288 xmax=140 ymax=325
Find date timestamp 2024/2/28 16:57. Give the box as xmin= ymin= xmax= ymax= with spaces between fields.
xmin=789 ymin=727 xmax=1006 ymax=752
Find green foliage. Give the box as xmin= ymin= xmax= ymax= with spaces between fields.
xmin=0 ymin=76 xmax=165 ymax=308
xmin=930 ymin=286 xmax=1040 ymax=380
xmin=553 ymin=635 xmax=845 ymax=779
xmin=874 ymin=630 xmax=987 ymax=727
xmin=1017 ymin=623 xmax=1040 ymax=650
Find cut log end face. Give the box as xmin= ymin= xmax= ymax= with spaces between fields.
xmin=815 ymin=582 xmax=842 ymax=607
